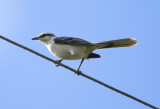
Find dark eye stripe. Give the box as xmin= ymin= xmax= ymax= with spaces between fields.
xmin=39 ymin=33 xmax=54 ymax=38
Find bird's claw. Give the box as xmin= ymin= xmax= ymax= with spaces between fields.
xmin=74 ymin=70 xmax=82 ymax=75
xmin=54 ymin=60 xmax=62 ymax=67
xmin=55 ymin=63 xmax=60 ymax=67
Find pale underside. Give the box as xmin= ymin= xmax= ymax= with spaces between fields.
xmin=46 ymin=43 xmax=96 ymax=60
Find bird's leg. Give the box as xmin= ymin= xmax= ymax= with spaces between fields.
xmin=54 ymin=54 xmax=74 ymax=67
xmin=55 ymin=59 xmax=63 ymax=67
xmin=55 ymin=51 xmax=76 ymax=67
xmin=75 ymin=58 xmax=85 ymax=75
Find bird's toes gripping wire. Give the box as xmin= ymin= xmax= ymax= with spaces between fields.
xmin=54 ymin=59 xmax=63 ymax=67
xmin=74 ymin=70 xmax=82 ymax=75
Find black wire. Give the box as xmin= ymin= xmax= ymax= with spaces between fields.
xmin=0 ymin=35 xmax=159 ymax=109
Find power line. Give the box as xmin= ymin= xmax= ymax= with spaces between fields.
xmin=0 ymin=35 xmax=159 ymax=109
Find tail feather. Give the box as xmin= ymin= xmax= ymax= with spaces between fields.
xmin=94 ymin=38 xmax=137 ymax=49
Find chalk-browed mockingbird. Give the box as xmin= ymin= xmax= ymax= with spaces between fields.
xmin=32 ymin=32 xmax=137 ymax=74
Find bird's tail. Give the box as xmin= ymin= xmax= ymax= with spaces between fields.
xmin=93 ymin=38 xmax=137 ymax=49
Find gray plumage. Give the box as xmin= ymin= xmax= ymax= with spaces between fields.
xmin=54 ymin=37 xmax=93 ymax=46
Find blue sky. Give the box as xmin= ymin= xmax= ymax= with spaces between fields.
xmin=0 ymin=0 xmax=160 ymax=109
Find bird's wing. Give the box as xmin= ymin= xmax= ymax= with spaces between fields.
xmin=54 ymin=37 xmax=93 ymax=45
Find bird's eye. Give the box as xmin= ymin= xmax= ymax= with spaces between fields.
xmin=39 ymin=34 xmax=48 ymax=38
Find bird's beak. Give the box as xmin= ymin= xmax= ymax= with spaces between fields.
xmin=32 ymin=37 xmax=38 ymax=40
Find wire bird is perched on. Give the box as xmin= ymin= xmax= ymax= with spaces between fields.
xmin=32 ymin=32 xmax=137 ymax=74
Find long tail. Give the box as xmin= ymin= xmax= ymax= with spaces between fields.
xmin=93 ymin=38 xmax=137 ymax=49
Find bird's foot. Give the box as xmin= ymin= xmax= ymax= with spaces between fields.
xmin=54 ymin=59 xmax=62 ymax=67
xmin=74 ymin=70 xmax=82 ymax=75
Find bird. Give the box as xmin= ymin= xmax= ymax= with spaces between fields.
xmin=32 ymin=32 xmax=137 ymax=74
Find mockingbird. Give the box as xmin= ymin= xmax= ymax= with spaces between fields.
xmin=32 ymin=32 xmax=137 ymax=74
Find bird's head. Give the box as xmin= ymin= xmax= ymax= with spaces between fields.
xmin=32 ymin=32 xmax=56 ymax=44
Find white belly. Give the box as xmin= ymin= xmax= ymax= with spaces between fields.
xmin=46 ymin=43 xmax=94 ymax=60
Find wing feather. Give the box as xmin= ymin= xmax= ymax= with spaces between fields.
xmin=54 ymin=37 xmax=93 ymax=45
